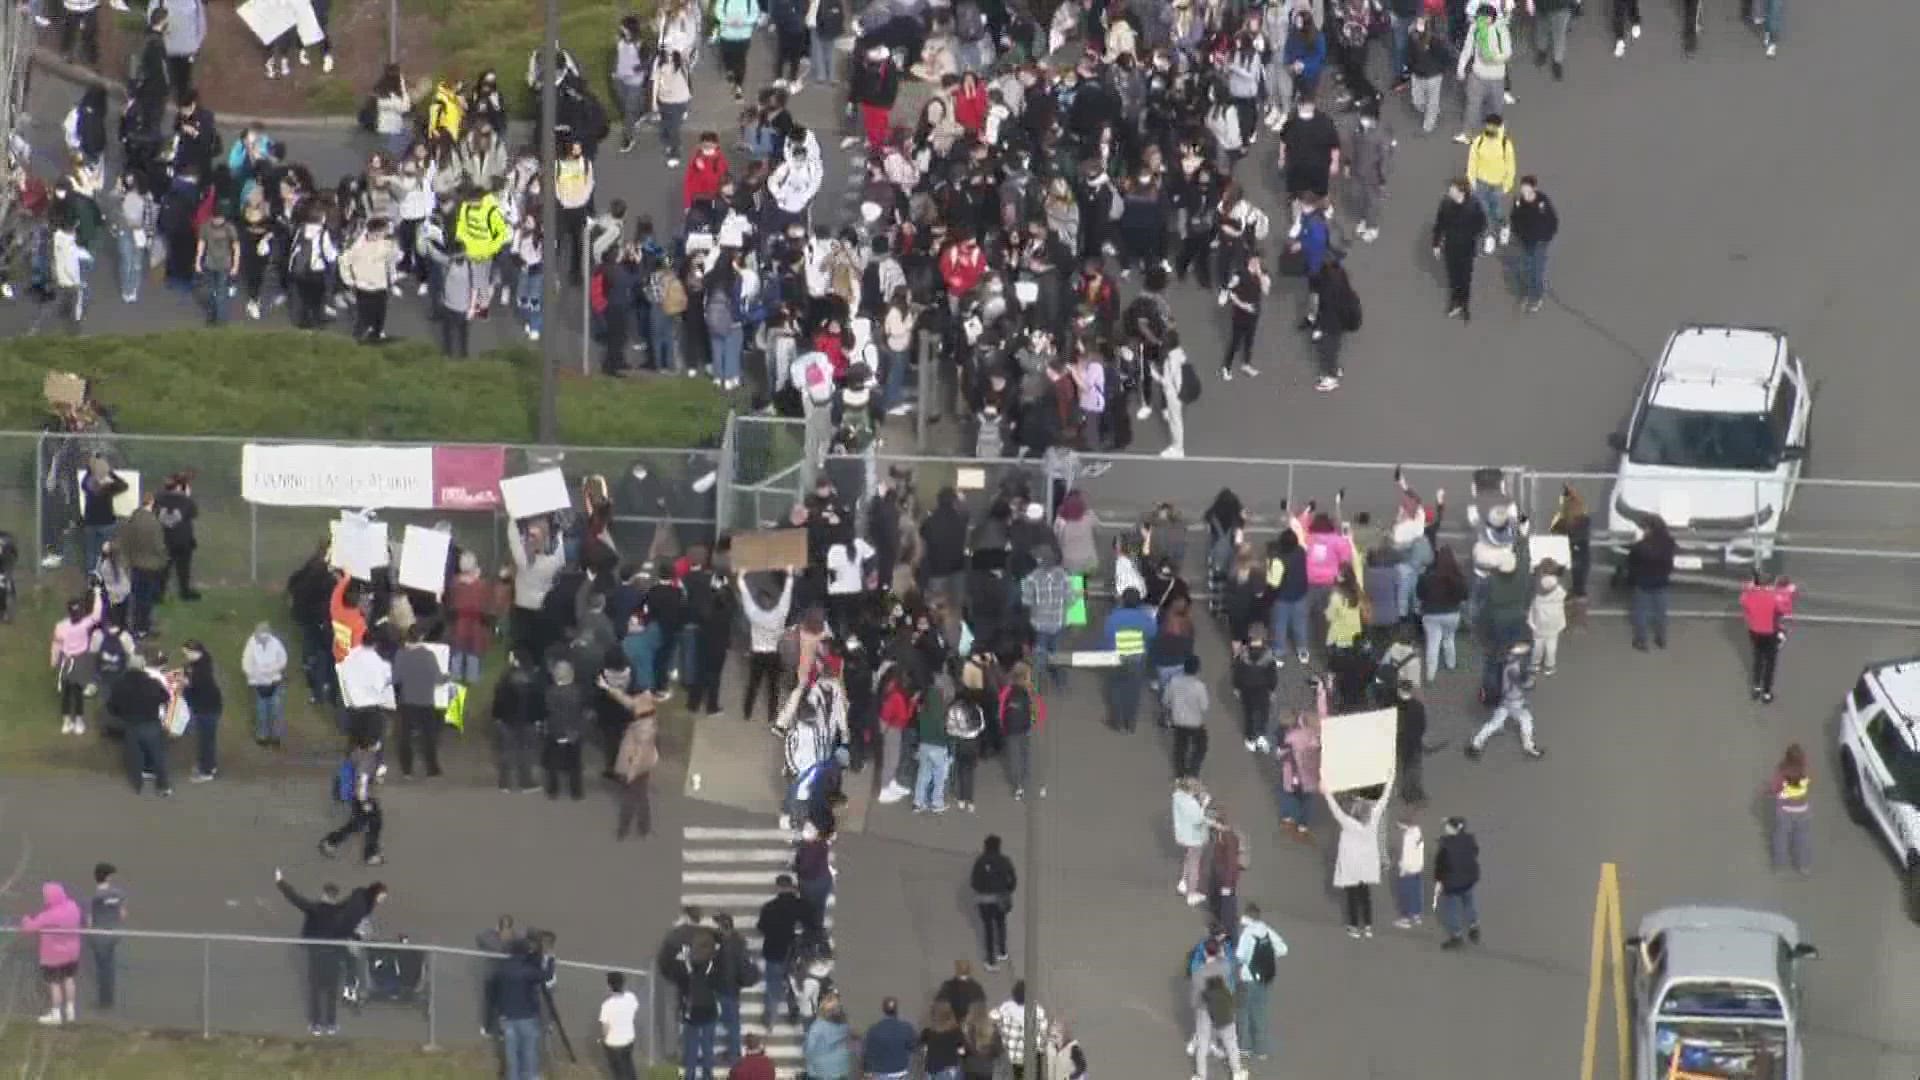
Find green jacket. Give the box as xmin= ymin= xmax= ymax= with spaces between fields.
xmin=915 ymin=676 xmax=951 ymax=749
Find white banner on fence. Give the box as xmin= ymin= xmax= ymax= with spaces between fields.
xmin=242 ymin=444 xmax=436 ymax=509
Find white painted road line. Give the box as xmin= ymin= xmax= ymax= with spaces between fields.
xmin=683 ymin=848 xmax=799 ymax=864
xmin=682 ymin=893 xmax=836 ymax=909
xmin=684 ymin=826 xmax=796 ymax=841
xmin=683 ymin=870 xmax=795 ymax=885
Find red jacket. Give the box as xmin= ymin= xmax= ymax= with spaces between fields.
xmin=812 ymin=330 xmax=847 ymax=378
xmin=880 ymin=686 xmax=916 ymax=731
xmin=682 ymin=149 xmax=730 ymax=209
xmin=727 ymin=1051 xmax=777 ymax=1080
xmin=953 ymin=83 xmax=988 ymax=133
xmin=940 ymin=242 xmax=986 ymax=297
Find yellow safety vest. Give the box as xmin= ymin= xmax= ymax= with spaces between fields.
xmin=428 ymin=85 xmax=465 ymax=142
xmin=1114 ymin=627 xmax=1146 ymax=658
xmin=455 ymin=197 xmax=508 ymax=261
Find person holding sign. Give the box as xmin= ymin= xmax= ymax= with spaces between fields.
xmin=1326 ymin=770 xmax=1393 ymax=939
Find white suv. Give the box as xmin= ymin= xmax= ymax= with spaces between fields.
xmin=1605 ymin=325 xmax=1811 ymax=570
xmin=1838 ymin=659 xmax=1920 ymax=922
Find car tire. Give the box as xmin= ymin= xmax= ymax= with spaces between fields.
xmin=1841 ymin=755 xmax=1872 ymax=827
xmin=1904 ymin=858 xmax=1920 ymax=926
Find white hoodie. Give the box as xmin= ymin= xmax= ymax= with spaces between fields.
xmin=770 ymin=131 xmax=824 ymax=213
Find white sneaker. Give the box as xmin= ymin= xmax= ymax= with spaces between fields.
xmin=298 ymin=48 xmax=310 ymax=66
xmin=1482 ymin=234 xmax=1496 ymax=255
xmin=777 ymin=813 xmax=792 ymax=832
xmin=1135 ymin=404 xmax=1152 ymax=420
xmin=1186 ymin=893 xmax=1206 ymax=907
xmin=789 ymin=78 xmax=804 ymax=95
xmin=322 ymin=53 xmax=334 ymax=73
xmin=60 ymin=718 xmax=74 ymax=735
xmin=1765 ymin=39 xmax=1776 ymax=56
xmin=1221 ymin=368 xmax=1234 ymax=382
xmin=109 ymin=0 xmax=129 ymax=9
xmin=1159 ymin=445 xmax=1185 ymax=458
xmin=1498 ymin=225 xmax=1511 ymax=246
xmin=840 ymin=135 xmax=863 ymax=150
xmin=390 ymin=285 xmax=402 ymax=297
xmin=684 ymin=368 xmax=698 ymax=378
xmin=1502 ymin=90 xmax=1516 ymax=105
xmin=877 ymin=782 xmax=909 ymax=804
xmin=527 ymin=329 xmax=540 ymax=342
xmin=0 ymin=283 xmax=13 ymax=299
xmin=74 ymin=718 xmax=86 ymax=735
xmin=36 ymin=1010 xmax=62 ymax=1026
xmin=1315 ymin=376 xmax=1340 ymax=392
xmin=1244 ymin=739 xmax=1258 ymax=752
xmin=1631 ymin=21 xmax=1642 ymax=37
xmin=1452 ymin=131 xmax=1472 ymax=144
xmin=1175 ymin=879 xmax=1189 ymax=896
xmin=1238 ymin=364 xmax=1259 ymax=377
xmin=1613 ymin=39 xmax=1626 ymax=56
xmin=247 ymin=300 xmax=261 ymax=320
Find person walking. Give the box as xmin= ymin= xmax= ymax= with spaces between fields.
xmin=1508 ymin=175 xmax=1558 ymax=312
xmin=1165 ymin=655 xmax=1212 ymax=778
xmin=1173 ymin=778 xmax=1212 ymax=906
xmin=756 ymin=875 xmax=816 ymax=1028
xmin=1612 ymin=0 xmax=1643 ymax=56
xmin=1273 ymin=682 xmax=1326 ymax=838
xmin=1466 ymin=640 xmax=1544 ymax=760
xmin=1103 ymin=588 xmax=1156 ymax=732
xmin=1189 ymin=947 xmax=1245 ymax=1080
xmin=1532 ymin=0 xmax=1574 ymax=78
xmin=1232 ymin=628 xmax=1280 ymax=752
xmin=1394 ymin=679 xmax=1432 ymax=802
xmin=180 ymin=640 xmax=222 ymax=782
xmin=1207 ymin=814 xmax=1245 ymax=931
xmin=339 ymin=218 xmax=398 ymax=342
xmin=194 ymin=205 xmax=239 ymax=325
xmin=1767 ymin=744 xmax=1812 ymax=874
xmin=1218 ymin=254 xmax=1270 ymax=381
xmin=320 ymin=734 xmax=386 ymax=865
xmin=1742 ymin=571 xmax=1796 ymax=703
xmin=1328 ymin=781 xmax=1391 ymax=939
xmin=1434 ymin=816 xmax=1482 ymax=948
xmin=1464 ymin=114 xmax=1515 ymax=256
xmin=600 ymin=971 xmax=641 ymax=1080
xmin=1406 ymin=16 xmax=1452 ymax=134
xmin=1234 ymin=905 xmax=1285 ymax=1065
xmin=87 ymin=863 xmax=126 ymax=1010
xmin=1454 ymin=4 xmax=1510 ymax=142
xmin=970 ymin=834 xmax=1018 ymax=970
xmin=864 ymin=997 xmax=917 ymax=1080
xmin=914 ymin=672 xmax=957 ymax=814
xmin=242 ymin=622 xmax=289 ymax=747
xmin=1431 ymin=179 xmax=1487 ymax=320
xmin=998 ymin=663 xmax=1045 ymax=800
xmin=1625 ymin=515 xmax=1676 ymax=651
xmin=710 ymin=0 xmax=762 ymax=101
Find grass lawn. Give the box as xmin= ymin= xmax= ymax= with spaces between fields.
xmin=0 ymin=579 xmax=696 ymax=778
xmin=0 ymin=1024 xmax=678 ymax=1078
xmin=410 ymin=0 xmax=649 ymax=117
xmin=0 ymin=331 xmax=728 ymax=447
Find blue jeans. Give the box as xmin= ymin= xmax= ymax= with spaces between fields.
xmin=677 ymin=626 xmax=700 ymax=689
xmin=808 ymin=31 xmax=835 ymax=82
xmin=1438 ymin=888 xmax=1479 ymax=939
xmin=83 ymin=523 xmax=116 ymax=572
xmin=517 ymin=265 xmax=544 ymax=334
xmin=1268 ymin=598 xmax=1308 ymax=657
xmin=713 ymin=325 xmax=745 ymax=381
xmin=648 ymin=304 xmax=679 ymax=370
xmin=1516 ymin=241 xmax=1549 ymax=303
xmin=1422 ymin=611 xmax=1462 ymax=673
xmin=914 ymin=743 xmax=953 ymax=810
xmin=1762 ymin=0 xmax=1781 ymax=37
xmin=1474 ymin=182 xmax=1506 ymax=236
xmin=1389 ymin=13 xmax=1413 ymax=78
xmin=116 ymin=230 xmax=144 ymax=300
xmin=1106 ymin=664 xmax=1145 ymax=732
xmin=763 ymin=958 xmax=793 ymax=1023
xmin=1236 ymin=976 xmax=1273 ymax=1058
xmin=719 ymin=992 xmax=742 ymax=1061
xmin=449 ymin=649 xmax=482 ymax=683
xmin=1277 ymin=786 xmax=1313 ymax=826
xmin=879 ymin=345 xmax=909 ymax=408
xmin=203 ymin=269 xmax=231 ymax=324
xmin=193 ymin=708 xmax=220 ymax=775
xmin=1630 ymin=586 xmax=1669 ymax=647
xmin=1393 ymin=872 xmax=1423 ymax=920
xmin=681 ymin=1018 xmax=716 ymax=1080
xmin=501 ymin=1015 xmax=543 ymax=1080
xmin=252 ymin=683 xmax=286 ymax=742
xmin=1032 ymin=629 xmax=1064 ymax=687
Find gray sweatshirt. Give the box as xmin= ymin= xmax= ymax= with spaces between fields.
xmin=1164 ymin=673 xmax=1210 ymax=730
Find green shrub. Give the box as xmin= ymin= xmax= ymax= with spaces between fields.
xmin=0 ymin=330 xmax=728 ymax=446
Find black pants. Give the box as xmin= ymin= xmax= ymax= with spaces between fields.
xmin=354 ymin=288 xmax=388 ymax=341
xmin=1241 ymin=697 xmax=1270 ymax=743
xmin=305 ymin=945 xmax=344 ymax=1027
xmin=1443 ymin=247 xmax=1474 ymax=311
xmin=743 ymin=652 xmax=782 ymax=724
xmin=617 ymin=773 xmax=651 ymax=838
xmin=1223 ymin=312 xmax=1258 ymax=371
xmin=1612 ymin=0 xmax=1642 ymax=38
xmin=324 ymin=798 xmax=383 ymax=860
xmin=776 ymin=27 xmax=808 ymax=81
xmin=1333 ymin=36 xmax=1378 ymax=107
xmin=396 ymin=705 xmax=442 ymax=776
xmin=439 ymin=310 xmax=470 ymax=357
xmin=718 ymin=38 xmax=750 ymax=87
xmin=559 ymin=205 xmax=589 ymax=282
xmin=165 ymin=55 xmax=194 ymax=105
xmin=978 ymin=901 xmax=1008 ymax=962
xmin=1343 ymin=883 xmax=1374 ymax=928
xmin=61 ymin=8 xmax=99 ymax=64
xmin=1750 ymin=632 xmax=1781 ymax=695
xmin=163 ymin=543 xmax=195 ymax=598
xmin=653 ymin=625 xmax=680 ymax=691
xmin=1681 ymin=0 xmax=1701 ymax=40
xmin=544 ymin=739 xmax=584 ymax=799
xmin=496 ymin=722 xmax=538 ymax=789
xmin=90 ymin=939 xmax=117 ymax=1007
xmin=1172 ymin=727 xmax=1209 ymax=778
xmin=605 ymin=1042 xmax=639 ymax=1080
xmin=345 ymin=707 xmax=386 ymax=747
xmin=294 ymin=274 xmax=328 ymax=327
xmin=953 ymin=740 xmax=979 ymax=802
xmin=691 ymin=639 xmax=727 ymax=714
xmin=1175 ymin=233 xmax=1213 ymax=287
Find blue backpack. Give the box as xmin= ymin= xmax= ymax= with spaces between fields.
xmin=333 ymin=758 xmax=357 ymax=803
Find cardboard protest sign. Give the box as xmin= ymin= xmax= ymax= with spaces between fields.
xmin=1319 ymin=707 xmax=1399 ymax=793
xmin=730 ymin=529 xmax=808 ymax=573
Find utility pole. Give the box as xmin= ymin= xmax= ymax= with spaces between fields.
xmin=1022 ymin=675 xmax=1047 ymax=1080
xmin=534 ymin=1 xmax=561 ymax=443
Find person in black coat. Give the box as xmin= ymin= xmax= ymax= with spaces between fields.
xmin=1430 ymin=179 xmax=1488 ymax=320
xmin=1508 ymin=175 xmax=1560 ymax=313
xmin=968 ymin=835 xmax=1018 ymax=969
xmin=1433 ymin=817 xmax=1481 ymax=948
xmin=153 ymin=473 xmax=199 ymax=601
xmin=274 ymin=870 xmax=387 ymax=1034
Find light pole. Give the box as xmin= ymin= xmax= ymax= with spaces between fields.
xmin=534 ymin=1 xmax=561 ymax=443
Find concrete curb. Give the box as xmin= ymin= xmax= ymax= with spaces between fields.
xmin=32 ymin=46 xmax=362 ymax=130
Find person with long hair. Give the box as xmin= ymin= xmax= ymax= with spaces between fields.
xmin=920 ymin=999 xmax=966 ymax=1079
xmin=1624 ymin=514 xmax=1676 ymax=651
xmin=1766 ymin=744 xmax=1811 ymax=874
xmin=1327 ymin=774 xmax=1392 ymax=938
xmin=960 ymin=1000 xmax=1003 ymax=1079
xmin=1418 ymin=545 xmax=1469 ymax=674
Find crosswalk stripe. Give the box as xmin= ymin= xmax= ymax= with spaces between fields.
xmin=684 ymin=848 xmax=798 ymax=863
xmin=683 ymin=893 xmax=836 ymax=909
xmin=684 ymin=870 xmax=796 ymax=885
xmin=685 ymin=826 xmax=795 ymax=841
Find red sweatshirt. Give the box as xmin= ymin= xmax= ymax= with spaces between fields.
xmin=880 ymin=686 xmax=916 ymax=731
xmin=953 ymin=83 xmax=988 ymax=134
xmin=940 ymin=241 xmax=986 ymax=297
xmin=682 ymin=148 xmax=730 ymax=209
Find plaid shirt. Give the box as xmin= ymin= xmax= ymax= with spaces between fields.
xmin=1021 ymin=566 xmax=1072 ymax=633
xmin=993 ymin=998 xmax=1047 ymax=1063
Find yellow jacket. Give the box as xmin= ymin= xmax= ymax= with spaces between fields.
xmin=1466 ymin=128 xmax=1516 ymax=192
xmin=428 ymin=83 xmax=465 ymax=143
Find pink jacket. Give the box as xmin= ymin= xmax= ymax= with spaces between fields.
xmin=50 ymin=593 xmax=104 ymax=666
xmin=20 ymin=882 xmax=83 ymax=967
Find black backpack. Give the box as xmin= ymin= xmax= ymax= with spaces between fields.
xmin=1178 ymin=360 xmax=1202 ymax=404
xmin=1000 ymin=686 xmax=1033 ymax=736
xmin=1249 ymin=931 xmax=1278 ymax=984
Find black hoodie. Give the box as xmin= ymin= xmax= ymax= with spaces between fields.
xmin=1434 ymin=832 xmax=1481 ymax=893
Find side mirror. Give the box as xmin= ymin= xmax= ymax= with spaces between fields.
xmin=1624 ymin=936 xmax=1643 ymax=949
xmin=1791 ymin=943 xmax=1819 ymax=960
xmin=1780 ymin=445 xmax=1806 ymax=462
xmin=1607 ymin=432 xmax=1628 ymax=455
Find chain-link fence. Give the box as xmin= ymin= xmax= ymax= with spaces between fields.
xmin=716 ymin=413 xmax=814 ymax=534
xmin=751 ymin=442 xmax=1920 ymax=622
xmin=11 ymin=432 xmax=721 ymax=586
xmin=0 ymin=926 xmax=657 ymax=1063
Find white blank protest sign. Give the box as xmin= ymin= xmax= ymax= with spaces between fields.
xmin=1319 ymin=707 xmax=1399 ymax=793
xmin=329 ymin=514 xmax=389 ymax=580
xmin=499 ymin=469 xmax=571 ymax=519
xmin=397 ymin=526 xmax=452 ymax=595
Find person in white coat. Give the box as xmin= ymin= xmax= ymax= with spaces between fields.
xmin=241 ymin=622 xmax=290 ymax=746
xmin=1528 ymin=562 xmax=1568 ymax=675
xmin=1173 ymin=778 xmax=1212 ymax=906
xmin=1326 ymin=775 xmax=1393 ymax=938
xmin=1151 ymin=338 xmax=1190 ymax=459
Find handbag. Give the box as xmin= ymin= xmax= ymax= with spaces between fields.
xmin=443 ymin=683 xmax=469 ymax=731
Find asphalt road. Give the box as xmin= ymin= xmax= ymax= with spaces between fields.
xmin=8 ymin=1 xmax=1920 ymax=1075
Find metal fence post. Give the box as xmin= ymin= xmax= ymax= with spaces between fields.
xmin=32 ymin=433 xmax=44 ymax=578
xmin=426 ymin=954 xmax=439 ymax=1049
xmin=249 ymin=502 xmax=259 ymax=584
xmin=201 ymin=938 xmax=211 ymax=1038
xmin=1285 ymin=462 xmax=1295 ymax=515
xmin=915 ymin=330 xmax=933 ymax=451
xmin=715 ymin=412 xmax=737 ymax=535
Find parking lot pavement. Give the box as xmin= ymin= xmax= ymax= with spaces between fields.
xmin=820 ymin=610 xmax=1920 ymax=1077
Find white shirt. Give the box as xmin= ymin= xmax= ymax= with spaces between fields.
xmin=1397 ymin=824 xmax=1425 ymax=876
xmin=825 ymin=539 xmax=874 ymax=595
xmin=242 ymin=634 xmax=289 ymax=687
xmin=337 ymin=646 xmax=395 ymax=710
xmin=598 ymin=991 xmax=639 ymax=1048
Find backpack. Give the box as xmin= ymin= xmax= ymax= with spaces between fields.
xmin=332 ymin=757 xmax=356 ymax=802
xmin=660 ymin=272 xmax=689 ymax=315
xmin=1178 ymin=360 xmax=1202 ymax=404
xmin=1248 ymin=932 xmax=1278 ymax=985
xmin=945 ymin=700 xmax=984 ymax=740
xmin=288 ymin=229 xmax=318 ymax=278
xmin=999 ymin=685 xmax=1033 ymax=736
xmin=1201 ymin=977 xmax=1235 ymax=1026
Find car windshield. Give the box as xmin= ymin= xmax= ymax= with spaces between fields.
xmin=1628 ymin=405 xmax=1779 ymax=471
xmin=1884 ymin=742 xmax=1920 ymax=805
xmin=1652 ymin=1020 xmax=1787 ymax=1080
xmin=1659 ymin=982 xmax=1785 ymax=1019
